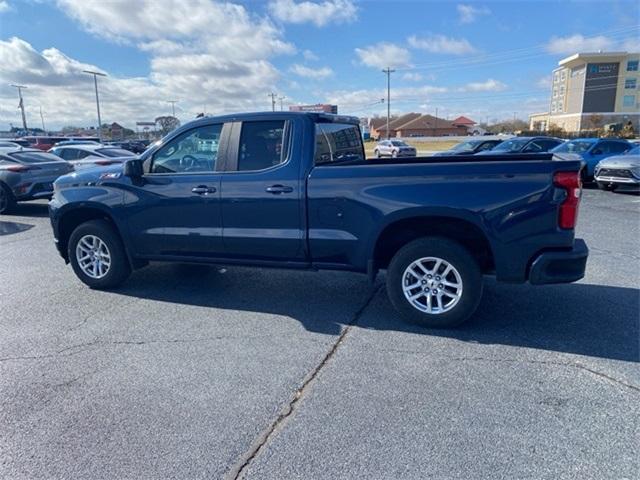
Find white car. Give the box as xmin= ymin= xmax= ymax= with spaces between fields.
xmin=373 ymin=140 xmax=417 ymax=158
xmin=48 ymin=144 xmax=136 ymax=169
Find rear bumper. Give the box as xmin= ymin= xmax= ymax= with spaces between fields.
xmin=529 ymin=239 xmax=588 ymax=285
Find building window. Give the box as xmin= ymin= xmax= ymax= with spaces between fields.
xmin=560 ymin=70 xmax=566 ymax=81
xmin=553 ymin=72 xmax=559 ymax=83
xmin=553 ymin=87 xmax=558 ymax=98
xmin=559 ymin=85 xmax=565 ymax=96
xmin=623 ymin=95 xmax=636 ymax=107
xmin=557 ymin=101 xmax=563 ymax=113
xmin=625 ymin=78 xmax=637 ymax=89
xmin=627 ymin=60 xmax=639 ymax=71
xmin=551 ymin=102 xmax=557 ymax=113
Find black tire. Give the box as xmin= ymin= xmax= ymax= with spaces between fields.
xmin=374 ymin=149 xmax=381 ymax=159
xmin=597 ymin=182 xmax=616 ymax=192
xmin=0 ymin=183 xmax=16 ymax=214
xmin=386 ymin=237 xmax=483 ymax=328
xmin=68 ymin=219 xmax=131 ymax=289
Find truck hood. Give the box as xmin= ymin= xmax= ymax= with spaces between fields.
xmin=54 ymin=163 xmax=124 ymax=189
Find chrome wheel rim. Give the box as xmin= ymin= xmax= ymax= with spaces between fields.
xmin=402 ymin=257 xmax=463 ymax=314
xmin=76 ymin=235 xmax=111 ymax=279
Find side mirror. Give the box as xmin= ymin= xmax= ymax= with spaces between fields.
xmin=123 ymin=159 xmax=144 ymax=177
xmin=591 ymin=149 xmax=603 ymax=155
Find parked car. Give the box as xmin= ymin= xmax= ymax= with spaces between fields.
xmin=475 ymin=136 xmax=564 ymax=156
xmin=0 ymin=141 xmax=21 ymax=148
xmin=49 ymin=112 xmax=588 ymax=328
xmin=373 ymin=140 xmax=417 ymax=158
xmin=0 ymin=147 xmax=73 ymax=214
xmin=48 ymin=144 xmax=136 ymax=169
xmin=106 ymin=140 xmax=147 ymax=154
xmin=433 ymin=139 xmax=503 ymax=156
xmin=19 ymin=136 xmax=67 ymax=151
xmin=5 ymin=139 xmax=32 ymax=148
xmin=53 ymin=139 xmax=100 ymax=147
xmin=594 ymin=148 xmax=640 ymax=192
xmin=551 ymin=138 xmax=632 ymax=181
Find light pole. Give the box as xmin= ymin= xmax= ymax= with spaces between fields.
xmin=39 ymin=105 xmax=46 ymax=131
xmin=167 ymin=100 xmax=177 ymax=117
xmin=268 ymin=92 xmax=277 ymax=112
xmin=11 ymin=84 xmax=28 ymax=130
xmin=83 ymin=70 xmax=107 ymax=141
xmin=382 ymin=68 xmax=395 ymax=139
xmin=278 ymin=96 xmax=286 ymax=111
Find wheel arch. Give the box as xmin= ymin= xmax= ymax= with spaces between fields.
xmin=371 ymin=212 xmax=495 ymax=273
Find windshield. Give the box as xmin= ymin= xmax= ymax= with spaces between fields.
xmin=9 ymin=151 xmax=64 ymax=163
xmin=492 ymin=138 xmax=530 ymax=152
xmin=390 ymin=141 xmax=409 ymax=146
xmin=452 ymin=141 xmax=481 ymax=151
xmin=96 ymin=148 xmax=135 ymax=158
xmin=552 ymin=140 xmax=594 ymax=154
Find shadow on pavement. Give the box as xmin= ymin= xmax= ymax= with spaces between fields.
xmin=3 ymin=202 xmax=50 ymax=218
xmin=0 ymin=220 xmax=34 ymax=236
xmin=114 ymin=263 xmax=639 ymax=362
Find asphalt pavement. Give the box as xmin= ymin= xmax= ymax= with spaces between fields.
xmin=1 ymin=188 xmax=638 ymax=479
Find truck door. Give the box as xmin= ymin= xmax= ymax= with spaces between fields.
xmin=220 ymin=119 xmax=305 ymax=262
xmin=126 ymin=122 xmax=227 ymax=258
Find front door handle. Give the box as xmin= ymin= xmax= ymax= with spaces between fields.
xmin=192 ymin=185 xmax=216 ymax=195
xmin=265 ymin=184 xmax=293 ymax=194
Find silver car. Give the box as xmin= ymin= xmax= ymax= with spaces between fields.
xmin=48 ymin=144 xmax=136 ymax=169
xmin=373 ymin=140 xmax=417 ymax=158
xmin=0 ymin=147 xmax=73 ymax=214
xmin=594 ymin=146 xmax=640 ymax=192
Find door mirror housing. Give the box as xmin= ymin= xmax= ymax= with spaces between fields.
xmin=123 ymin=159 xmax=144 ymax=177
xmin=591 ymin=148 xmax=603 ymax=156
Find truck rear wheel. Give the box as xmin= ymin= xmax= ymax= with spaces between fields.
xmin=386 ymin=237 xmax=483 ymax=328
xmin=68 ymin=219 xmax=131 ymax=289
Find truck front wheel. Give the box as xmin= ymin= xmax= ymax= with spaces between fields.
xmin=68 ymin=219 xmax=131 ymax=289
xmin=386 ymin=237 xmax=483 ymax=328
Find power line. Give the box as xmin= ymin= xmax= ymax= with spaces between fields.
xmin=166 ymin=100 xmax=178 ymax=117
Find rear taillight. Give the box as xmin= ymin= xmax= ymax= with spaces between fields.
xmin=6 ymin=165 xmax=39 ymax=173
xmin=553 ymin=170 xmax=581 ymax=229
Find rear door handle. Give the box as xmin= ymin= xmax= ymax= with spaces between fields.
xmin=265 ymin=184 xmax=293 ymax=194
xmin=192 ymin=185 xmax=216 ymax=195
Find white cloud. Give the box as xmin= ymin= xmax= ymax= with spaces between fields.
xmin=289 ymin=64 xmax=333 ymax=79
xmin=268 ymin=0 xmax=357 ymax=27
xmin=1 ymin=1 xmax=298 ymax=129
xmin=459 ymin=79 xmax=507 ymax=92
xmin=536 ymin=75 xmax=551 ymax=89
xmin=0 ymin=1 xmax=11 ymax=13
xmin=456 ymin=4 xmax=490 ymax=24
xmin=302 ymin=49 xmax=319 ymax=61
xmin=545 ymin=34 xmax=614 ymax=55
xmin=620 ymin=36 xmax=640 ymax=52
xmin=408 ymin=34 xmax=477 ymax=55
xmin=402 ymin=73 xmax=423 ymax=82
xmin=355 ymin=42 xmax=411 ymax=69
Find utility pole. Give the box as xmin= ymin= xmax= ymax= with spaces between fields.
xmin=268 ymin=92 xmax=277 ymax=112
xmin=382 ymin=68 xmax=395 ymax=139
xmin=11 ymin=84 xmax=28 ymax=130
xmin=83 ymin=70 xmax=107 ymax=142
xmin=435 ymin=107 xmax=438 ymax=136
xmin=513 ymin=111 xmax=517 ymax=131
xmin=278 ymin=96 xmax=286 ymax=111
xmin=167 ymin=100 xmax=177 ymax=117
xmin=39 ymin=105 xmax=46 ymax=131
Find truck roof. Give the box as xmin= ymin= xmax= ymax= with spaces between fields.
xmin=178 ymin=111 xmax=360 ymax=131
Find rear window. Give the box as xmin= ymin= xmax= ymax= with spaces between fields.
xmin=315 ymin=123 xmax=364 ymax=164
xmin=9 ymin=151 xmax=63 ymax=163
xmin=96 ymin=148 xmax=135 ymax=158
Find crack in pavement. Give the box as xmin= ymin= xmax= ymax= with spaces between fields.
xmin=223 ymin=284 xmax=382 ymax=480
xmin=357 ymin=346 xmax=640 ymax=393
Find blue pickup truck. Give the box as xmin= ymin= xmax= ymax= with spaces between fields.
xmin=49 ymin=112 xmax=588 ymax=327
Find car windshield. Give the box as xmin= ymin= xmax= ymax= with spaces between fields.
xmin=390 ymin=141 xmax=409 ymax=146
xmin=552 ymin=140 xmax=594 ymax=154
xmin=96 ymin=148 xmax=135 ymax=157
xmin=9 ymin=151 xmax=63 ymax=163
xmin=491 ymin=138 xmax=530 ymax=152
xmin=452 ymin=141 xmax=481 ymax=151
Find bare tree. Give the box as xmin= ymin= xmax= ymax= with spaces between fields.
xmin=155 ymin=116 xmax=181 ymax=135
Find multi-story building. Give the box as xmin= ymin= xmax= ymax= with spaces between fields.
xmin=530 ymin=51 xmax=639 ymax=133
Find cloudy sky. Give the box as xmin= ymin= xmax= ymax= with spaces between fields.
xmin=0 ymin=0 xmax=638 ymax=130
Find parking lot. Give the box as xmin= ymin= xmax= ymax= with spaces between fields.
xmin=1 ymin=188 xmax=638 ymax=479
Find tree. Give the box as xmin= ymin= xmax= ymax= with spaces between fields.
xmin=155 ymin=116 xmax=181 ymax=135
xmin=588 ymin=114 xmax=603 ymax=130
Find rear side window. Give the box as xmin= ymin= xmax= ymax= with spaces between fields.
xmin=315 ymin=123 xmax=364 ymax=164
xmin=96 ymin=148 xmax=135 ymax=158
xmin=237 ymin=120 xmax=286 ymax=171
xmin=607 ymin=142 xmax=631 ymax=154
